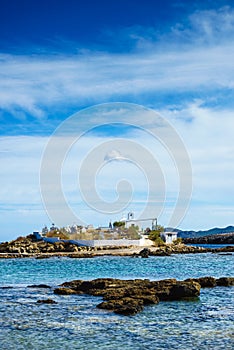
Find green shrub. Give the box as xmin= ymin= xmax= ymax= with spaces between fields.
xmin=113 ymin=221 xmax=125 ymax=228
xmin=148 ymin=226 xmax=165 ymax=247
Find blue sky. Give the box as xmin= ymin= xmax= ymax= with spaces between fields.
xmin=1 ymin=0 xmax=234 ymax=240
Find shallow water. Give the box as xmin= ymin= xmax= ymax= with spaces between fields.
xmin=0 ymin=253 xmax=233 ymax=349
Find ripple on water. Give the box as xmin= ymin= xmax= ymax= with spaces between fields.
xmin=0 ymin=254 xmax=233 ymax=349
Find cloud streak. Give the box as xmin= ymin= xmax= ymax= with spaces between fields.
xmin=0 ymin=7 xmax=234 ymax=128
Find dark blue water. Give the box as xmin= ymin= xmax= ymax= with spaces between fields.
xmin=0 ymin=253 xmax=233 ymax=349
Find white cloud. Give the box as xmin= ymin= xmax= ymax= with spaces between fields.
xmin=160 ymin=102 xmax=234 ymax=206
xmin=1 ymin=98 xmax=234 ymax=239
xmin=1 ymin=8 xmax=234 ymax=121
xmin=1 ymin=7 xmax=234 ymax=238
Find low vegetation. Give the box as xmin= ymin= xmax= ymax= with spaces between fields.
xmin=173 ymin=237 xmax=183 ymax=245
xmin=148 ymin=226 xmax=165 ymax=247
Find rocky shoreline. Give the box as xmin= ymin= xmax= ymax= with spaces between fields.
xmin=183 ymin=232 xmax=234 ymax=245
xmin=29 ymin=276 xmax=234 ymax=316
xmin=0 ymin=234 xmax=233 ymax=259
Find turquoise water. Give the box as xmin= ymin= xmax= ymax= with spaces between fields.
xmin=0 ymin=253 xmax=233 ymax=349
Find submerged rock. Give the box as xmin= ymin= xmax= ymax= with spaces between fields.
xmin=28 ymin=284 xmax=51 ymax=289
xmin=37 ymin=299 xmax=57 ymax=304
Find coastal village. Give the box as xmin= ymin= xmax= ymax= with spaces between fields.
xmin=1 ymin=212 xmax=233 ymax=258
xmin=36 ymin=212 xmax=178 ymax=247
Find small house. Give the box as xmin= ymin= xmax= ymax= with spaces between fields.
xmin=160 ymin=231 xmax=178 ymax=244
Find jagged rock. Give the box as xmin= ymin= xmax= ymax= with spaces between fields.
xmin=97 ymin=298 xmax=144 ymax=315
xmin=153 ymin=278 xmax=200 ymax=301
xmin=139 ymin=248 xmax=150 ymax=258
xmin=9 ymin=247 xmax=21 ymax=254
xmin=56 ymin=277 xmax=201 ymax=315
xmin=53 ymin=242 xmax=66 ymax=252
xmin=166 ymin=281 xmax=201 ymax=300
xmin=0 ymin=242 xmax=9 ymax=252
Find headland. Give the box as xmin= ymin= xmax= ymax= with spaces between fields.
xmin=0 ymin=233 xmax=233 ymax=259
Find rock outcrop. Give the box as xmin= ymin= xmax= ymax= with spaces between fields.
xmin=139 ymin=248 xmax=150 ymax=258
xmin=54 ymin=277 xmax=203 ymax=315
xmin=0 ymin=235 xmax=95 ymax=256
xmin=19 ymin=276 xmax=232 ymax=315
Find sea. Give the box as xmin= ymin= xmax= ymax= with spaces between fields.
xmin=0 ymin=252 xmax=233 ymax=350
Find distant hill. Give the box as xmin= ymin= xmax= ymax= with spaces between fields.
xmin=165 ymin=226 xmax=234 ymax=238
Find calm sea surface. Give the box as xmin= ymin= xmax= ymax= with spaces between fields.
xmin=0 ymin=253 xmax=233 ymax=350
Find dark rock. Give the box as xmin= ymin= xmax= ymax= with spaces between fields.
xmin=37 ymin=299 xmax=57 ymax=304
xmin=138 ymin=294 xmax=159 ymax=305
xmin=54 ymin=287 xmax=79 ymax=295
xmin=139 ymin=248 xmax=150 ymax=258
xmin=167 ymin=281 xmax=201 ymax=300
xmin=61 ymin=278 xmax=118 ymax=293
xmin=51 ymin=276 xmax=234 ymax=316
xmin=216 ymin=277 xmax=234 ymax=286
xmin=97 ymin=298 xmax=144 ymax=315
xmin=152 ymin=279 xmax=177 ymax=300
xmin=196 ymin=277 xmax=217 ymax=288
xmin=218 ymin=253 xmax=232 ymax=256
xmin=28 ymin=284 xmax=51 ymax=289
xmin=185 ymin=276 xmax=217 ymax=288
xmin=56 ymin=277 xmax=203 ymax=315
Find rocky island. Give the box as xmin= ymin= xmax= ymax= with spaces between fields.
xmin=0 ymin=234 xmax=233 ymax=259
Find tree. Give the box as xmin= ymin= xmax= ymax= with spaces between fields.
xmin=148 ymin=226 xmax=165 ymax=247
xmin=113 ymin=221 xmax=125 ymax=228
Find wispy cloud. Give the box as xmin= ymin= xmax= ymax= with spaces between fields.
xmin=0 ymin=7 xmax=234 ymax=130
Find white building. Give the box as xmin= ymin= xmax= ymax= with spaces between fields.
xmin=124 ymin=212 xmax=157 ymax=232
xmin=160 ymin=231 xmax=178 ymax=244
